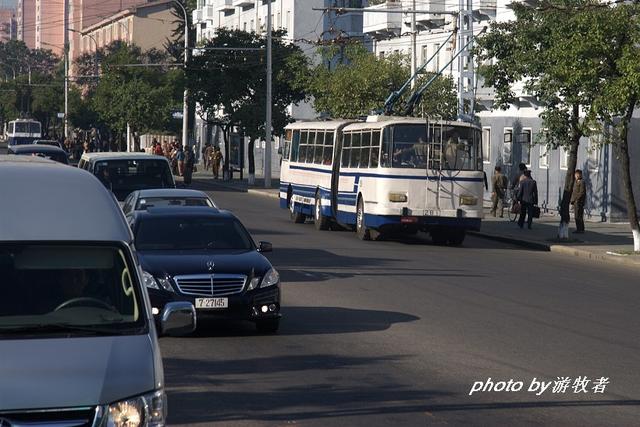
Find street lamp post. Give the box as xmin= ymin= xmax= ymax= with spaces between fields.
xmin=172 ymin=0 xmax=190 ymax=148
xmin=264 ymin=0 xmax=272 ymax=188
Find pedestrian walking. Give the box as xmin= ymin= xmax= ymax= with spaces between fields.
xmin=516 ymin=170 xmax=538 ymax=230
xmin=571 ymin=169 xmax=587 ymax=233
xmin=203 ymin=143 xmax=213 ymax=171
xmin=183 ymin=145 xmax=195 ymax=186
xmin=490 ymin=166 xmax=508 ymax=217
xmin=176 ymin=145 xmax=185 ymax=176
xmin=511 ymin=162 xmax=527 ymax=191
xmin=212 ymin=146 xmax=223 ymax=179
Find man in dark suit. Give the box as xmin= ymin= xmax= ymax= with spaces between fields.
xmin=517 ymin=170 xmax=538 ymax=229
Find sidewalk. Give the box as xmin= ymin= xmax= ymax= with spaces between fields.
xmin=176 ymin=170 xmax=280 ymax=200
xmin=473 ymin=209 xmax=640 ymax=268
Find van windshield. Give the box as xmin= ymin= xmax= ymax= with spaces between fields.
xmin=95 ymin=159 xmax=174 ymax=201
xmin=0 ymin=244 xmax=146 ymax=337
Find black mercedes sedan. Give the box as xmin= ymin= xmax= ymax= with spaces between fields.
xmin=128 ymin=207 xmax=281 ymax=333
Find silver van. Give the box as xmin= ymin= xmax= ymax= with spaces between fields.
xmin=0 ymin=156 xmax=195 ymax=425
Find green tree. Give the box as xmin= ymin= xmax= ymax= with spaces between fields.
xmin=187 ymin=28 xmax=309 ymax=181
xmin=475 ymin=0 xmax=606 ymax=239
xmin=91 ymin=43 xmax=182 ymax=150
xmin=306 ymin=45 xmax=457 ymax=119
xmin=581 ymin=4 xmax=640 ymax=251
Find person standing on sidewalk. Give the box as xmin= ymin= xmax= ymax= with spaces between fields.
xmin=491 ymin=166 xmax=508 ymax=217
xmin=183 ymin=145 xmax=195 ymax=186
xmin=212 ymin=147 xmax=223 ymax=179
xmin=517 ymin=170 xmax=538 ymax=229
xmin=571 ymin=169 xmax=587 ymax=233
xmin=511 ymin=162 xmax=527 ymax=192
xmin=176 ymin=145 xmax=185 ymax=177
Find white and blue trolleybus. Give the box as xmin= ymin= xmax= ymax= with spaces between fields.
xmin=279 ymin=116 xmax=486 ymax=244
xmin=4 ymin=119 xmax=42 ymax=146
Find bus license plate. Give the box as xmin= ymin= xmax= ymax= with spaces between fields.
xmin=195 ymin=298 xmax=228 ymax=309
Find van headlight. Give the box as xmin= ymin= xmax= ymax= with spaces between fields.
xmin=247 ymin=268 xmax=280 ymax=290
xmin=459 ymin=195 xmax=478 ymax=206
xmin=107 ymin=390 xmax=166 ymax=427
xmin=141 ymin=270 xmax=174 ymax=292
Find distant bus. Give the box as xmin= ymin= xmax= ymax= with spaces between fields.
xmin=279 ymin=116 xmax=485 ymax=245
xmin=4 ymin=119 xmax=42 ymax=146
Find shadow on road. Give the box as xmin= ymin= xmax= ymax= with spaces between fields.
xmin=185 ymin=306 xmax=419 ymax=338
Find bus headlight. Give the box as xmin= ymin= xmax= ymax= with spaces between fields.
xmin=389 ymin=192 xmax=408 ymax=203
xmin=459 ymin=195 xmax=478 ymax=206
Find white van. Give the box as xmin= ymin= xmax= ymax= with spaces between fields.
xmin=78 ymin=152 xmax=175 ymax=201
xmin=0 ymin=155 xmax=195 ymax=424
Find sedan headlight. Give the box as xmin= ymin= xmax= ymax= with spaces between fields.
xmin=107 ymin=390 xmax=166 ymax=427
xmin=247 ymin=268 xmax=280 ymax=291
xmin=141 ymin=270 xmax=174 ymax=292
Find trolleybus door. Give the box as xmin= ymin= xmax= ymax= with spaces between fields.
xmin=426 ymin=121 xmax=443 ymax=212
xmin=330 ymin=131 xmax=343 ymax=218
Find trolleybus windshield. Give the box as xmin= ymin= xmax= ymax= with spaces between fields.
xmin=387 ymin=124 xmax=480 ymax=171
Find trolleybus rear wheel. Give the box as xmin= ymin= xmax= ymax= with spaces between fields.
xmin=314 ymin=195 xmax=330 ymax=230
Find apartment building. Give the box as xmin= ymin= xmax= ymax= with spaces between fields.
xmin=0 ymin=8 xmax=16 ymax=42
xmin=16 ymin=0 xmax=35 ymax=48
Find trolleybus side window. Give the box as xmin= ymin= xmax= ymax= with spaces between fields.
xmin=350 ymin=132 xmax=361 ymax=168
xmin=371 ymin=131 xmax=381 ymax=168
xmin=291 ymin=130 xmax=301 ymax=162
xmin=341 ymin=133 xmax=351 ymax=167
xmin=283 ymin=129 xmax=292 ymax=161
xmin=299 ymin=130 xmax=309 ymax=163
xmin=323 ymin=131 xmax=334 ymax=165
xmin=359 ymin=131 xmax=371 ymax=168
xmin=313 ymin=131 xmax=325 ymax=164
xmin=381 ymin=127 xmax=391 ymax=167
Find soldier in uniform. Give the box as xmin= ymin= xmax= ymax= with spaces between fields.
xmin=490 ymin=166 xmax=508 ymax=217
xmin=571 ymin=169 xmax=587 ymax=233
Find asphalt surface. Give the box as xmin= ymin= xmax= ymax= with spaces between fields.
xmin=160 ymin=188 xmax=640 ymax=426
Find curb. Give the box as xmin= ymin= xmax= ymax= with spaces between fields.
xmin=247 ymin=189 xmax=280 ymax=200
xmin=470 ymin=231 xmax=640 ymax=268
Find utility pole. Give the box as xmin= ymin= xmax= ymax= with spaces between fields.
xmin=264 ymin=0 xmax=272 ymax=188
xmin=172 ymin=0 xmax=189 ymax=147
xmin=457 ymin=0 xmax=475 ymax=119
xmin=63 ymin=0 xmax=69 ymax=139
xmin=410 ymin=0 xmax=417 ymax=89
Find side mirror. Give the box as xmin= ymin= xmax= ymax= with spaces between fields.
xmin=160 ymin=301 xmax=196 ymax=336
xmin=258 ymin=241 xmax=273 ymax=253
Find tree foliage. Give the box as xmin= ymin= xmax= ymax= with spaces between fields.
xmin=475 ymin=0 xmax=608 ymax=237
xmin=187 ymin=28 xmax=309 ymax=172
xmin=90 ymin=42 xmax=183 ymax=142
xmin=305 ymin=44 xmax=457 ymax=119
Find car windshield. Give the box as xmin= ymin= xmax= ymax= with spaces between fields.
xmin=95 ymin=159 xmax=174 ymax=201
xmin=135 ymin=217 xmax=254 ymax=251
xmin=136 ymin=197 xmax=213 ymax=210
xmin=0 ymin=244 xmax=145 ymax=337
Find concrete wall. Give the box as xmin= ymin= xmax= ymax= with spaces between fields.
xmin=132 ymin=4 xmax=175 ymax=51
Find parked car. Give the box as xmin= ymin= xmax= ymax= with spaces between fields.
xmin=122 ymin=188 xmax=217 ymax=215
xmin=78 ymin=152 xmax=175 ymax=201
xmin=8 ymin=144 xmax=69 ymax=164
xmin=0 ymin=155 xmax=195 ymax=424
xmin=34 ymin=139 xmax=64 ymax=149
xmin=128 ymin=207 xmax=281 ymax=333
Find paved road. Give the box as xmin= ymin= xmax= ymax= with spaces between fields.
xmin=161 ymin=189 xmax=640 ymax=426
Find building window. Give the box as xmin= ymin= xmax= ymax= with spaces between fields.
xmin=502 ymin=128 xmax=513 ymax=165
xmin=539 ymin=145 xmax=549 ymax=169
xmin=560 ymin=146 xmax=569 ymax=170
xmin=379 ymin=51 xmax=385 ymax=59
xmin=243 ymin=22 xmax=247 ymax=31
xmin=518 ymin=128 xmax=532 ymax=167
xmin=286 ymin=11 xmax=291 ymax=30
xmin=432 ymin=43 xmax=440 ymax=72
xmin=482 ymin=127 xmax=491 ymax=163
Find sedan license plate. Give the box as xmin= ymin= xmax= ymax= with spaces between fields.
xmin=195 ymin=298 xmax=228 ymax=309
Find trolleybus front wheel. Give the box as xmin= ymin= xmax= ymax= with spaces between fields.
xmin=447 ymin=229 xmax=466 ymax=246
xmin=430 ymin=228 xmax=448 ymax=245
xmin=356 ymin=198 xmax=379 ymax=241
xmin=314 ymin=195 xmax=330 ymax=231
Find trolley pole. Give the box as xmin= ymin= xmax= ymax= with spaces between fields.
xmin=410 ymin=0 xmax=417 ymax=90
xmin=264 ymin=0 xmax=272 ymax=188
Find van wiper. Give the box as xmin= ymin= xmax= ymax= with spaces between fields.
xmin=0 ymin=323 xmax=136 ymax=336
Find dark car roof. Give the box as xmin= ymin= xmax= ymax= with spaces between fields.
xmin=130 ymin=206 xmax=229 ymax=221
xmin=9 ymin=145 xmax=67 ymax=154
